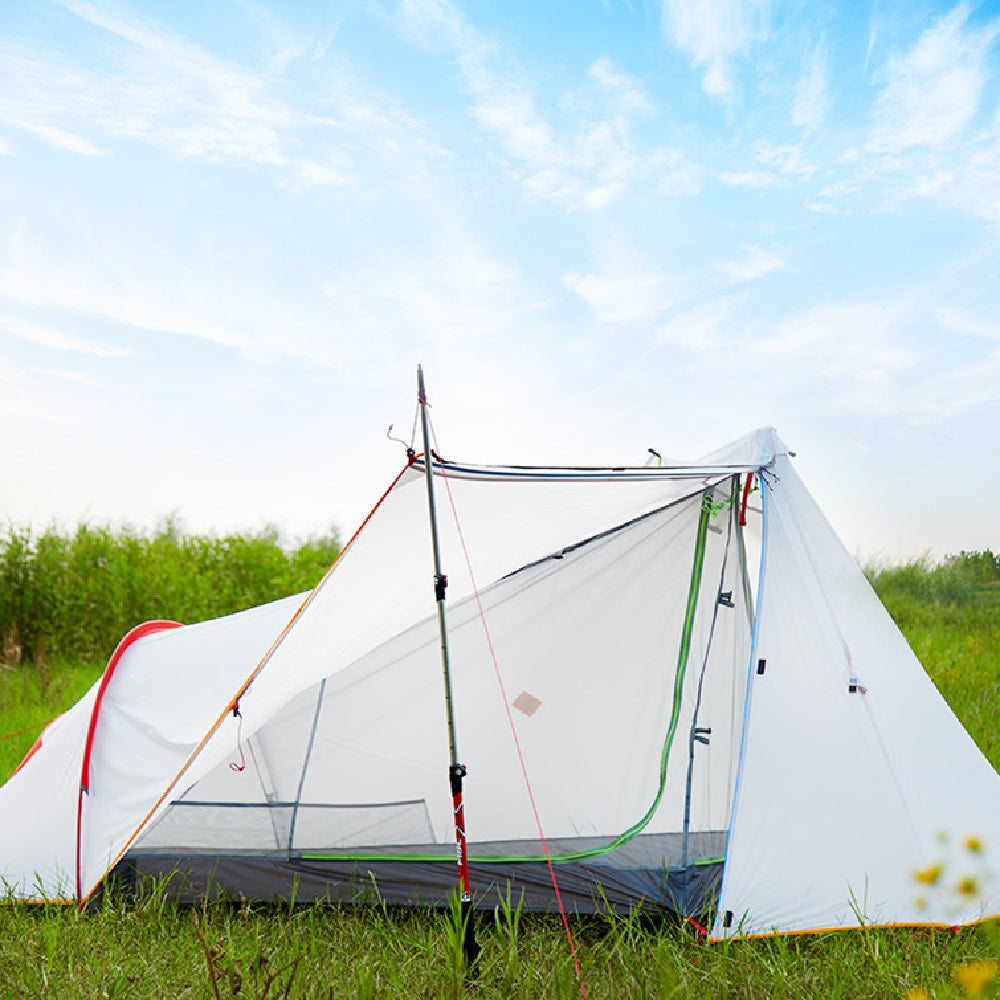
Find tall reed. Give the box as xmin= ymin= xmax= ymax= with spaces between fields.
xmin=0 ymin=519 xmax=339 ymax=665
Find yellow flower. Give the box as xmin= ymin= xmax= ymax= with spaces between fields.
xmin=965 ymin=836 xmax=985 ymax=855
xmin=953 ymin=960 xmax=999 ymax=998
xmin=957 ymin=876 xmax=979 ymax=898
xmin=914 ymin=864 xmax=944 ymax=885
xmin=904 ymin=988 xmax=931 ymax=1000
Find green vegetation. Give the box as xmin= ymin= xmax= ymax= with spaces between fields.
xmin=866 ymin=551 xmax=1000 ymax=774
xmin=0 ymin=520 xmax=339 ymax=780
xmin=1 ymin=543 xmax=999 ymax=998
xmin=0 ymin=518 xmax=340 ymax=665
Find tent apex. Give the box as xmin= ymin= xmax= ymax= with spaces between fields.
xmin=695 ymin=426 xmax=789 ymax=472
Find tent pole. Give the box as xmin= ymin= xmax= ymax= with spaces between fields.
xmin=416 ymin=364 xmax=481 ymax=969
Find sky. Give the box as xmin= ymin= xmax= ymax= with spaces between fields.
xmin=1 ymin=0 xmax=999 ymax=561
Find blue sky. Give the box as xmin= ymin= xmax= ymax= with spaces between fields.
xmin=1 ymin=0 xmax=999 ymax=559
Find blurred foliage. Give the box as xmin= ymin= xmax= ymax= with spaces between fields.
xmin=0 ymin=518 xmax=339 ymax=665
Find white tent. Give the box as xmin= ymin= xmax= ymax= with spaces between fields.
xmin=3 ymin=426 xmax=999 ymax=939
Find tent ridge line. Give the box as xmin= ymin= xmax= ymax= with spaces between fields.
xmin=499 ymin=477 xmax=726 ymax=582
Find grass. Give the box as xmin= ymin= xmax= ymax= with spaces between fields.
xmin=2 ymin=889 xmax=1000 ymax=998
xmin=1 ymin=545 xmax=999 ymax=998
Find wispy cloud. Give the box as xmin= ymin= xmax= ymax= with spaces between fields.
xmin=321 ymin=235 xmax=536 ymax=349
xmin=718 ymin=169 xmax=776 ymax=188
xmin=717 ymin=143 xmax=816 ymax=190
xmin=589 ymin=57 xmax=653 ymax=114
xmin=0 ymin=314 xmax=129 ymax=357
xmin=755 ymin=142 xmax=816 ymax=180
xmin=648 ymin=290 xmax=998 ymax=426
xmin=0 ymin=0 xmax=426 ymax=188
xmin=660 ymin=0 xmax=772 ymax=97
xmin=807 ymin=7 xmax=1000 ymax=222
xmin=716 ymin=245 xmax=785 ymax=283
xmin=563 ymin=244 xmax=679 ymax=324
xmin=868 ymin=3 xmax=1000 ymax=155
xmin=792 ymin=42 xmax=829 ymax=132
xmin=0 ymin=32 xmax=291 ymax=166
xmin=38 ymin=368 xmax=99 ymax=386
xmin=16 ymin=119 xmax=105 ymax=156
xmin=935 ymin=306 xmax=1000 ymax=341
xmin=0 ymin=208 xmax=535 ymax=370
xmin=393 ymin=0 xmax=694 ymax=210
xmin=653 ymin=296 xmax=740 ymax=352
xmin=752 ymin=299 xmax=918 ymax=415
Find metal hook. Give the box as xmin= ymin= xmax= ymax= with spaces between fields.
xmin=387 ymin=424 xmax=416 ymax=462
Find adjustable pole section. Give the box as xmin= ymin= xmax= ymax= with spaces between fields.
xmin=416 ymin=365 xmax=481 ymax=969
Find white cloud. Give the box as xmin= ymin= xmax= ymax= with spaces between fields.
xmin=0 ymin=258 xmax=266 ymax=357
xmin=935 ymin=306 xmax=1000 ymax=341
xmin=14 ymin=120 xmax=105 ymax=156
xmin=1 ymin=2 xmax=429 ymax=185
xmin=322 ymin=237 xmax=535 ymax=348
xmin=717 ymin=144 xmax=814 ymax=190
xmin=718 ymin=169 xmax=776 ymax=188
xmin=716 ymin=245 xmax=785 ymax=283
xmin=393 ymin=0 xmax=691 ymax=210
xmin=752 ymin=300 xmax=918 ymax=415
xmin=868 ymin=3 xmax=1000 ymax=155
xmin=0 ymin=314 xmax=129 ymax=357
xmin=38 ymin=368 xmax=98 ymax=386
xmin=660 ymin=0 xmax=772 ymax=97
xmin=0 ymin=33 xmax=292 ymax=165
xmin=589 ymin=57 xmax=653 ymax=114
xmin=905 ymin=354 xmax=1000 ymax=421
xmin=653 ymin=297 xmax=739 ymax=352
xmin=952 ymin=127 xmax=1000 ymax=222
xmin=792 ymin=43 xmax=828 ymax=132
xmin=0 ymin=135 xmax=13 ymax=155
xmin=755 ymin=143 xmax=816 ymax=180
xmin=0 ymin=207 xmax=536 ymax=371
xmin=563 ymin=246 xmax=679 ymax=324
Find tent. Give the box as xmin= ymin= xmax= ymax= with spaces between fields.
xmin=3 ymin=425 xmax=999 ymax=940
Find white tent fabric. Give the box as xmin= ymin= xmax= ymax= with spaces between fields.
xmin=2 ymin=426 xmax=999 ymax=938
xmin=714 ymin=453 xmax=1000 ymax=937
xmin=0 ymin=594 xmax=306 ymax=900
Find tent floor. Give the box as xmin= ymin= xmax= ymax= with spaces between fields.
xmin=119 ymin=853 xmax=722 ymax=916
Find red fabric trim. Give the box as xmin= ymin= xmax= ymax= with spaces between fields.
xmin=75 ymin=618 xmax=182 ymax=902
xmin=740 ymin=472 xmax=753 ymax=527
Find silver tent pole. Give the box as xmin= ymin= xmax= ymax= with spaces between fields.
xmin=416 ymin=364 xmax=480 ymax=968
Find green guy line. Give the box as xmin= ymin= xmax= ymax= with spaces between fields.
xmin=303 ymin=492 xmax=714 ymax=868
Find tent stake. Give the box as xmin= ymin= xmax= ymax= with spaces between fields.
xmin=417 ymin=365 xmax=481 ymax=969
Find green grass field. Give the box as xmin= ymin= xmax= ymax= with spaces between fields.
xmin=1 ymin=531 xmax=999 ymax=998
